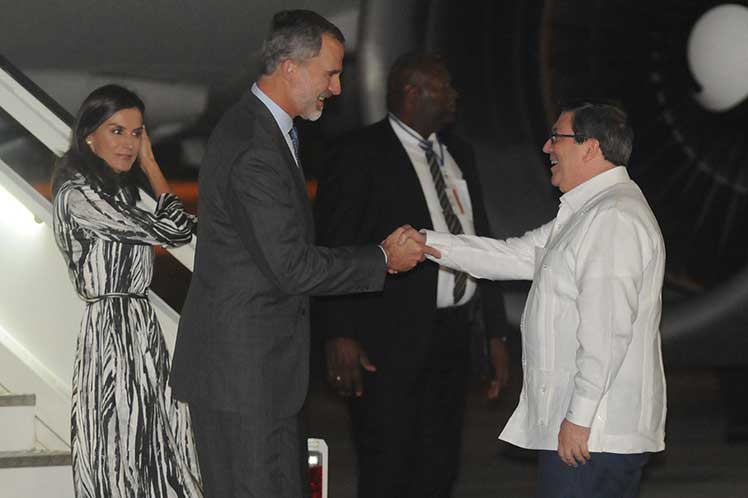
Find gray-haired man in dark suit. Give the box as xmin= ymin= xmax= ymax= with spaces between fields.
xmin=170 ymin=10 xmax=436 ymax=498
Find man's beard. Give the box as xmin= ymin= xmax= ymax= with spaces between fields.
xmin=300 ymin=104 xmax=323 ymax=122
xmin=299 ymin=92 xmax=333 ymax=121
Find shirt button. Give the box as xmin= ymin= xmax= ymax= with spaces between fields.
xmin=540 ymin=386 xmax=547 ymax=394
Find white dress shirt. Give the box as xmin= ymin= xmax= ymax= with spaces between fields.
xmin=251 ymin=83 xmax=299 ymax=167
xmin=425 ymin=167 xmax=667 ymax=453
xmin=388 ymin=114 xmax=476 ymax=308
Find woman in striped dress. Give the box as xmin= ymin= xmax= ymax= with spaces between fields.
xmin=52 ymin=85 xmax=203 ymax=498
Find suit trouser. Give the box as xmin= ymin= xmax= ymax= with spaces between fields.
xmin=190 ymin=404 xmax=309 ymax=498
xmin=536 ymin=450 xmax=650 ymax=498
xmin=350 ymin=306 xmax=471 ymax=498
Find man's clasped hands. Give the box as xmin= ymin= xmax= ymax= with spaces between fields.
xmin=381 ymin=225 xmax=440 ymax=274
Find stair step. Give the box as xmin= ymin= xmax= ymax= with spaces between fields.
xmin=0 ymin=394 xmax=35 ymax=407
xmin=0 ymin=395 xmax=36 ymax=451
xmin=0 ymin=449 xmax=71 ymax=468
xmin=0 ymin=459 xmax=74 ymax=498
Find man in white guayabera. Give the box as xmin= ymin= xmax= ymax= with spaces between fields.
xmin=400 ymin=101 xmax=666 ymax=498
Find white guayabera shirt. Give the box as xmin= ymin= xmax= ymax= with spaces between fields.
xmin=425 ymin=167 xmax=667 ymax=453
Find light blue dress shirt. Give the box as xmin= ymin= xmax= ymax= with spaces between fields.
xmin=251 ymin=83 xmax=298 ymax=166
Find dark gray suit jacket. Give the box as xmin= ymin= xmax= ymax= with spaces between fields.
xmin=170 ymin=91 xmax=386 ymax=417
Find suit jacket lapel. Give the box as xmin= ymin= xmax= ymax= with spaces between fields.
xmin=280 ymin=136 xmax=314 ymax=240
xmin=247 ymin=94 xmax=314 ymax=239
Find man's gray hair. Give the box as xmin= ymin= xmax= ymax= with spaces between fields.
xmin=260 ymin=10 xmax=345 ymax=75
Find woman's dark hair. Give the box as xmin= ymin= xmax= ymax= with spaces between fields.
xmin=52 ymin=84 xmax=145 ymax=201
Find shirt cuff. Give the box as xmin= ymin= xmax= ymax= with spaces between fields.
xmin=378 ymin=244 xmax=388 ymax=264
xmin=565 ymin=394 xmax=599 ymax=428
xmin=422 ymin=230 xmax=451 ymax=259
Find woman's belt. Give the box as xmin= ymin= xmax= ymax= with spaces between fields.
xmin=83 ymin=291 xmax=149 ymax=303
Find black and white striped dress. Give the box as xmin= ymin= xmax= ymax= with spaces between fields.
xmin=53 ymin=173 xmax=203 ymax=498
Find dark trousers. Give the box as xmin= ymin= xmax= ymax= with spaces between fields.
xmin=350 ymin=306 xmax=471 ymax=498
xmin=536 ymin=450 xmax=650 ymax=498
xmin=190 ymin=405 xmax=309 ymax=498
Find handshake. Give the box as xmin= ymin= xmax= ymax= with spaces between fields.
xmin=381 ymin=225 xmax=441 ymax=274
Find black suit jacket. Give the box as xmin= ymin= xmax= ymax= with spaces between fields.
xmin=314 ymin=119 xmax=506 ymax=375
xmin=170 ymin=91 xmax=386 ymax=417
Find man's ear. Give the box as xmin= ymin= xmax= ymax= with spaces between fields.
xmin=402 ymin=84 xmax=420 ymax=111
xmin=584 ymin=138 xmax=601 ymax=162
xmin=280 ymin=59 xmax=296 ymax=80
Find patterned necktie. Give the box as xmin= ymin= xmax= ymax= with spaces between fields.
xmin=419 ymin=139 xmax=468 ymax=303
xmin=288 ymin=126 xmax=300 ymax=165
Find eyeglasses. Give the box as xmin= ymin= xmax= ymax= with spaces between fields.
xmin=549 ymin=132 xmax=585 ymax=144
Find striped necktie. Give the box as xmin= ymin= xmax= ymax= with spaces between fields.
xmin=419 ymin=139 xmax=468 ymax=303
xmin=288 ymin=126 xmax=300 ymax=165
